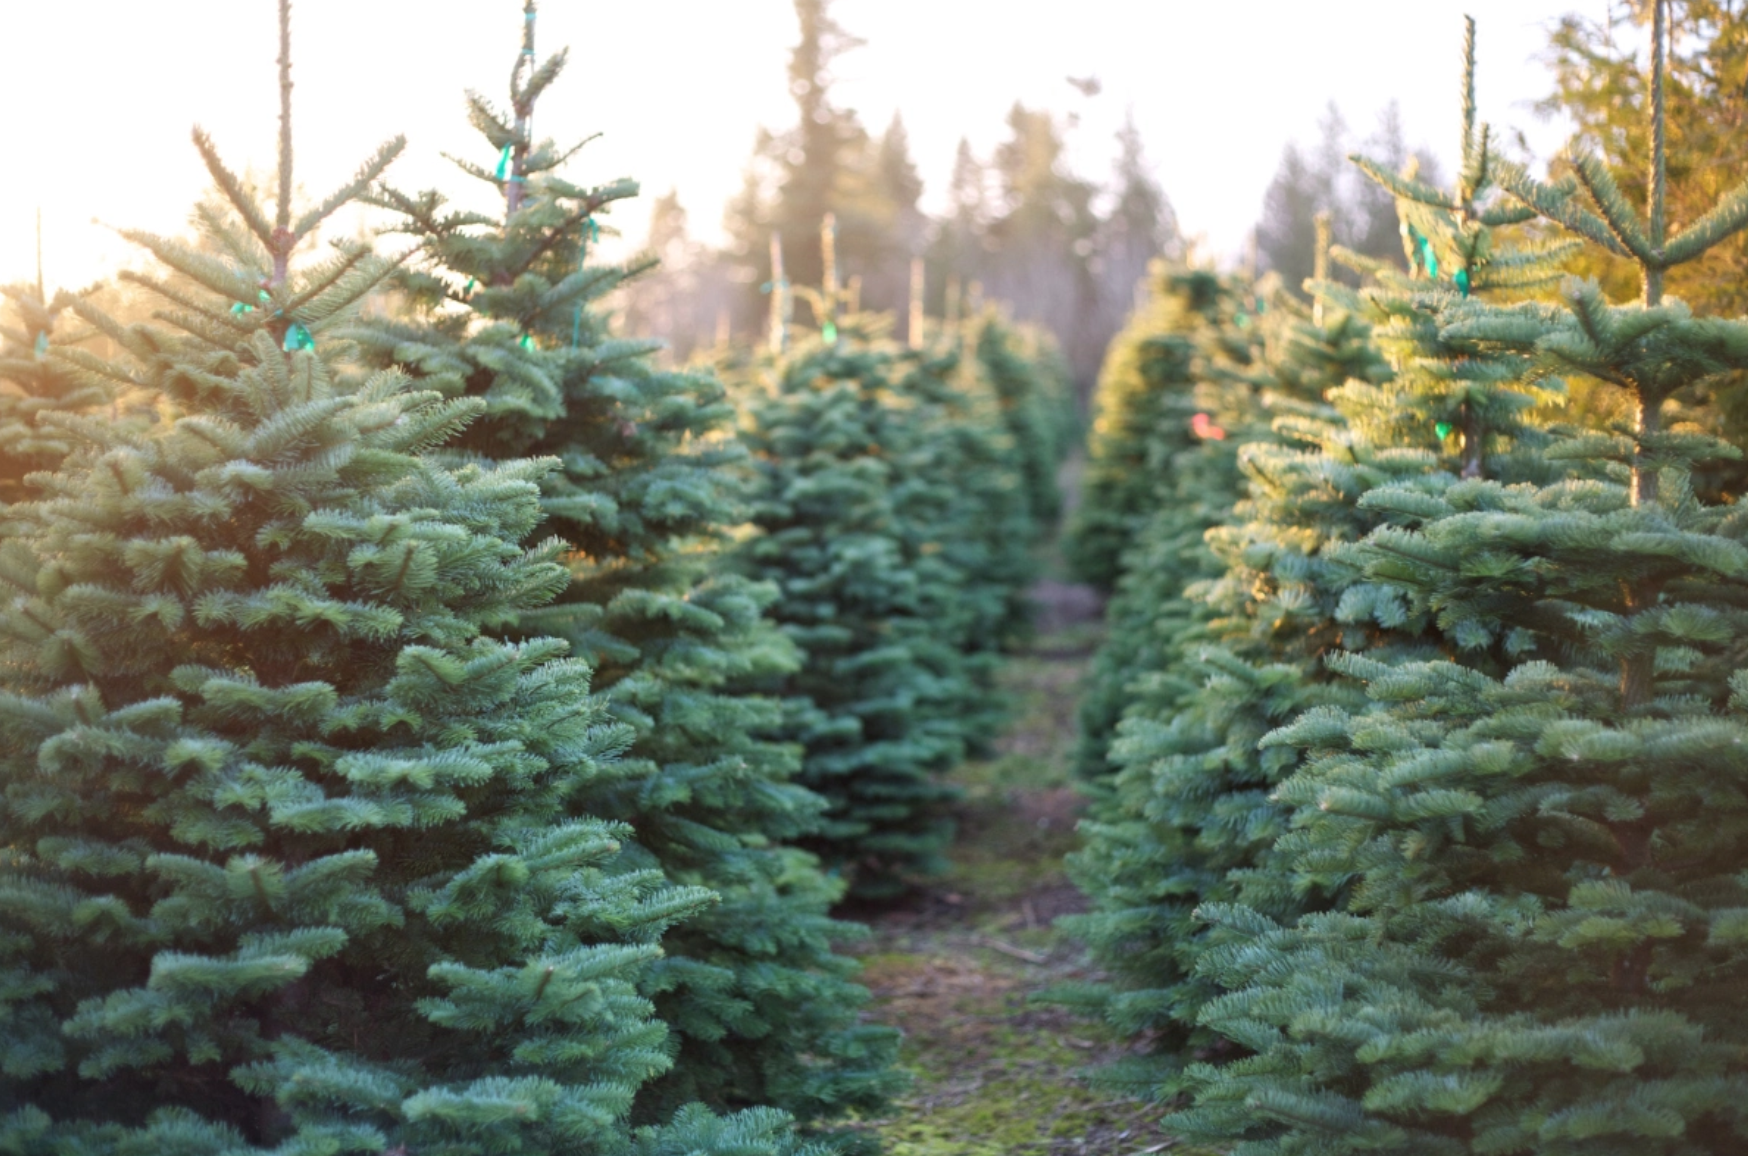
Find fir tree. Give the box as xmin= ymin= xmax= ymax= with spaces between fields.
xmin=1066 ymin=264 xmax=1242 ymax=591
xmin=730 ymin=237 xmax=1039 ymax=894
xmin=1061 ymin=251 xmax=1404 ymax=1098
xmin=0 ymin=10 xmax=811 ymax=1155
xmin=968 ymin=307 xmax=1073 ymax=529
xmin=1176 ymin=12 xmax=1748 ymax=1152
xmin=346 ymin=7 xmax=900 ymax=1132
xmin=1066 ymin=24 xmax=1583 ymax=1107
xmin=0 ymin=285 xmax=113 ymax=505
xmin=732 ymin=319 xmax=962 ymax=895
xmin=1071 ymin=266 xmax=1268 ymax=775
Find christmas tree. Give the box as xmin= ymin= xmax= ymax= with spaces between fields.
xmin=901 ymin=305 xmax=1039 ymax=719
xmin=1060 ymin=250 xmax=1401 ymax=1098
xmin=730 ymin=286 xmax=974 ymax=897
xmin=0 ymin=9 xmax=812 ymax=1155
xmin=966 ymin=306 xmax=1073 ymax=530
xmin=1065 ymin=264 xmax=1240 ymax=591
xmin=1071 ymin=266 xmax=1270 ymax=777
xmin=346 ymin=6 xmax=900 ymax=1132
xmin=0 ymin=282 xmax=114 ymax=505
xmin=1176 ymin=11 xmax=1748 ymax=1152
xmin=1065 ymin=22 xmax=1586 ymax=1106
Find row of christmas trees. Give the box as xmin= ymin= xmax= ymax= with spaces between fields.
xmin=1063 ymin=9 xmax=1748 ymax=1152
xmin=0 ymin=5 xmax=1069 ymax=1154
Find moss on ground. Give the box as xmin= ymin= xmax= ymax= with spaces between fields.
xmin=837 ymin=615 xmax=1217 ymax=1156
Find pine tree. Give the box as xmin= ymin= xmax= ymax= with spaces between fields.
xmin=1071 ymin=266 xmax=1268 ymax=775
xmin=1175 ymin=11 xmax=1748 ymax=1152
xmin=730 ymin=235 xmax=1042 ymax=894
xmin=346 ymin=8 xmax=900 ymax=1132
xmin=1066 ymin=264 xmax=1242 ymax=590
xmin=967 ymin=307 xmax=1073 ymax=529
xmin=0 ymin=284 xmax=113 ymax=505
xmin=0 ymin=11 xmax=812 ymax=1155
xmin=1064 ymin=23 xmax=1587 ymax=1109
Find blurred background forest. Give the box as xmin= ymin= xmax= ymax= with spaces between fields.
xmin=616 ymin=0 xmax=1452 ymax=397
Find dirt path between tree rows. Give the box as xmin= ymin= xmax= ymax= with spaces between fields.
xmin=839 ymin=570 xmax=1212 ymax=1155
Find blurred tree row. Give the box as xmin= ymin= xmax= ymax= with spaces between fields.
xmin=621 ymin=0 xmax=1179 ymax=399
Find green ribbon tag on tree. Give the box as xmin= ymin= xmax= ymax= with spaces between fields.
xmin=520 ymin=333 xmax=534 ymax=350
xmin=822 ymin=321 xmax=838 ymax=343
xmin=282 ymin=322 xmax=315 ymax=352
xmin=495 ymin=145 xmax=512 ymax=181
xmin=1435 ymin=421 xmax=1454 ymax=439
xmin=231 ymin=303 xmax=253 ymax=314
xmin=33 ymin=332 xmax=48 ymax=357
xmin=1454 ymin=267 xmax=1471 ymax=297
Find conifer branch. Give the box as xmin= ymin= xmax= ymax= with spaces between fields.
xmin=1662 ymin=178 xmax=1748 ymax=265
xmin=1496 ymin=162 xmax=1633 ymax=258
xmin=278 ymin=243 xmax=376 ymax=318
xmin=191 ymin=129 xmax=277 ymax=252
xmin=1347 ymin=157 xmax=1454 ymax=211
xmin=292 ymin=137 xmax=406 ymax=240
xmin=1570 ymin=152 xmax=1652 ymax=263
xmin=114 ymin=229 xmax=261 ymax=305
xmin=463 ymin=93 xmax=515 ymax=150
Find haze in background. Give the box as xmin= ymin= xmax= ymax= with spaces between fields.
xmin=2 ymin=0 xmax=1589 ymax=294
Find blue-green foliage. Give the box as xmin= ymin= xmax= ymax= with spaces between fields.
xmin=0 ymin=286 xmax=116 ymax=504
xmin=1155 ymin=22 xmax=1748 ymax=1154
xmin=0 ymin=223 xmax=808 ymax=1156
xmin=345 ymin=30 xmax=900 ymax=1132
xmin=971 ymin=309 xmax=1076 ymax=529
xmin=1065 ymin=266 xmax=1236 ymax=592
xmin=1071 ymin=268 xmax=1271 ymax=779
xmin=730 ymin=310 xmax=1051 ymax=897
xmin=1064 ymin=27 xmax=1583 ymax=1109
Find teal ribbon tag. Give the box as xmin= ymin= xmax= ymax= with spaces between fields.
xmin=283 ymin=322 xmax=316 ymax=352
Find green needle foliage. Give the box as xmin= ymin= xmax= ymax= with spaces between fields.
xmin=0 ymin=287 xmax=117 ymax=505
xmin=347 ymin=9 xmax=900 ymax=1133
xmin=1065 ymin=265 xmax=1242 ymax=591
xmin=908 ymin=322 xmax=1041 ymax=714
xmin=967 ymin=307 xmax=1076 ymax=529
xmin=0 ymin=30 xmax=813 ymax=1153
xmin=730 ymin=313 xmax=981 ymax=897
xmin=1174 ymin=11 xmax=1748 ymax=1152
xmin=1072 ymin=267 xmax=1270 ymax=777
xmin=1064 ymin=22 xmax=1586 ymax=1111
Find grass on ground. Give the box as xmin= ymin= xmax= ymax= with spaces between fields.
xmin=840 ymin=616 xmax=1214 ymax=1156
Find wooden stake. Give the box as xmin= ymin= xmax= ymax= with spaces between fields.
xmin=908 ymin=257 xmax=925 ymax=349
xmin=821 ymin=212 xmax=839 ymax=340
xmin=769 ymin=234 xmax=789 ymax=354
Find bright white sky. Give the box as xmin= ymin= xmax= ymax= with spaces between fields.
xmin=2 ymin=0 xmax=1603 ymax=295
